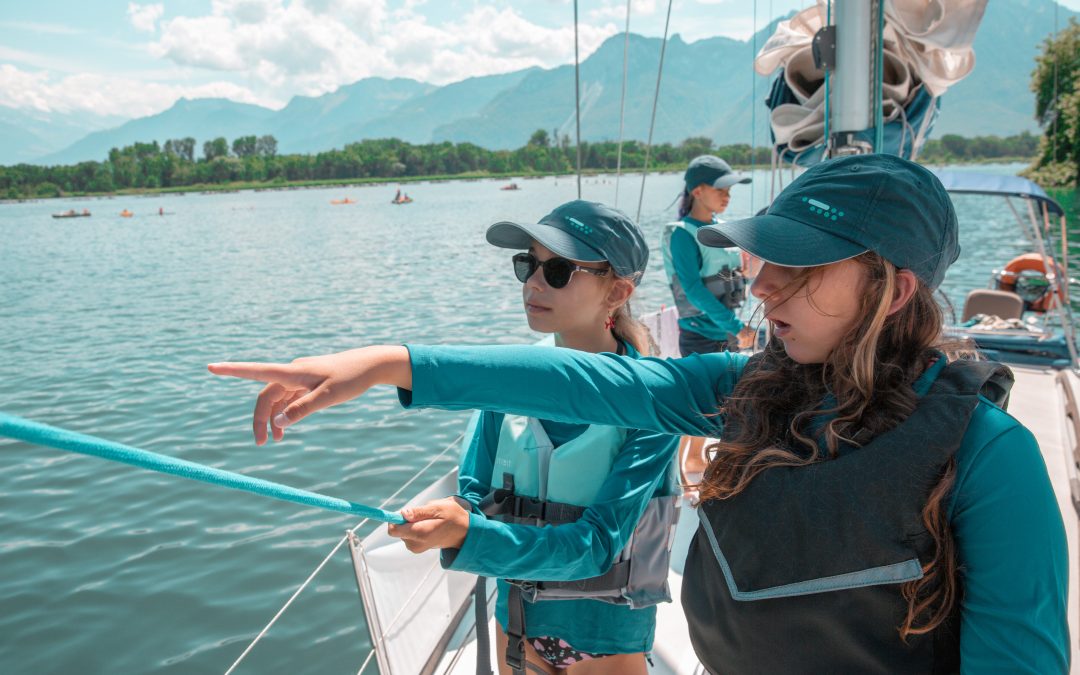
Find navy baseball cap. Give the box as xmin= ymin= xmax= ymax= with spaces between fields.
xmin=697 ymin=154 xmax=960 ymax=289
xmin=486 ymin=200 xmax=649 ymax=283
xmin=685 ymin=155 xmax=751 ymax=191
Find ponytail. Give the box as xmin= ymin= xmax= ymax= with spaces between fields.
xmin=677 ymin=189 xmax=693 ymax=219
xmin=612 ymin=295 xmax=657 ymax=356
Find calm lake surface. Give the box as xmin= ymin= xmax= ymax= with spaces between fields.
xmin=0 ymin=163 xmax=1072 ymax=673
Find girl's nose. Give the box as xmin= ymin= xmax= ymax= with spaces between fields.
xmin=526 ymin=265 xmax=548 ymax=291
xmin=750 ymin=263 xmax=778 ymax=300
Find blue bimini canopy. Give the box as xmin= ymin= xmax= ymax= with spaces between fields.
xmin=931 ymin=170 xmax=1065 ymax=218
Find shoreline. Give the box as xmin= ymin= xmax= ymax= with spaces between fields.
xmin=0 ymin=157 xmax=1048 ymax=204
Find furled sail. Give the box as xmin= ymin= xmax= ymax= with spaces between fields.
xmin=755 ymin=0 xmax=987 ymax=165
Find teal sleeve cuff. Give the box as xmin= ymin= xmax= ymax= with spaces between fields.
xmin=442 ymin=511 xmax=500 ymax=573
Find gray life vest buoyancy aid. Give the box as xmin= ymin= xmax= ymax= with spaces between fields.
xmin=480 ymin=414 xmax=680 ymax=675
xmin=481 ymin=414 xmax=680 ymax=607
xmin=662 ymin=218 xmax=746 ymax=314
xmin=682 ymin=356 xmax=1013 ymax=675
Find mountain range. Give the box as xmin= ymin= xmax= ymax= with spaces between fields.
xmin=3 ymin=0 xmax=1073 ymax=167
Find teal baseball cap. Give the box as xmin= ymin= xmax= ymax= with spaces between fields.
xmin=486 ymin=200 xmax=649 ymax=283
xmin=685 ymin=155 xmax=751 ymax=191
xmin=697 ymin=154 xmax=960 ymax=289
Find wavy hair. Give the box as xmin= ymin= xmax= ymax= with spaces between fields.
xmin=698 ymin=251 xmax=962 ymax=640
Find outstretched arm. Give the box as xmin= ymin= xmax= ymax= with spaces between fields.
xmin=211 ymin=344 xmax=747 ymax=442
xmin=402 ymin=344 xmax=745 ymax=437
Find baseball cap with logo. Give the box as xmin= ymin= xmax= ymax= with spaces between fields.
xmin=685 ymin=155 xmax=752 ymax=191
xmin=486 ymin=200 xmax=649 ymax=283
xmin=697 ymin=154 xmax=960 ymax=289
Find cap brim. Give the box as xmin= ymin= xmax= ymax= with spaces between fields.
xmin=698 ymin=214 xmax=867 ymax=267
xmin=712 ymin=173 xmax=752 ymax=189
xmin=486 ymin=221 xmax=605 ymax=262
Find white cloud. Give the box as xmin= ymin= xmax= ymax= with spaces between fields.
xmin=589 ymin=0 xmax=658 ymax=22
xmin=149 ymin=0 xmax=617 ymax=95
xmin=0 ymin=0 xmax=658 ymax=117
xmin=0 ymin=64 xmax=273 ymax=117
xmin=127 ymin=3 xmax=165 ymax=33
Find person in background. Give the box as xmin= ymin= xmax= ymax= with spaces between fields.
xmin=662 ymin=155 xmax=757 ymax=355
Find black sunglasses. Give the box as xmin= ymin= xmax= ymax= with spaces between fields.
xmin=512 ymin=252 xmax=609 ymax=289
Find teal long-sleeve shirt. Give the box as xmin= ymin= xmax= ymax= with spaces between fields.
xmin=445 ymin=409 xmax=678 ymax=654
xmin=670 ymin=219 xmax=743 ymax=340
xmin=399 ymin=344 xmax=1070 ymax=674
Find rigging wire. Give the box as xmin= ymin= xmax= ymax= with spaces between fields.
xmin=574 ymin=0 xmax=583 ymax=199
xmin=636 ymin=0 xmax=675 ymax=224
xmin=614 ymin=0 xmax=632 ymax=208
xmin=751 ymin=0 xmax=758 ymax=213
xmin=823 ymin=0 xmax=832 ymax=159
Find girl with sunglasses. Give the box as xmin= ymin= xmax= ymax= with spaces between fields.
xmin=211 ymin=157 xmax=1068 ymax=672
xmin=359 ymin=201 xmax=681 ymax=674
xmin=665 ymin=155 xmax=758 ymax=356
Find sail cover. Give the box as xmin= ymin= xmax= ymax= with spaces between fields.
xmin=756 ymin=0 xmax=987 ymax=166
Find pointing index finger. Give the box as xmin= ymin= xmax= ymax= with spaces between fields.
xmin=208 ymin=362 xmax=310 ymax=387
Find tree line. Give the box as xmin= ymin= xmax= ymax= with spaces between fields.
xmin=1024 ymin=17 xmax=1080 ymax=187
xmin=0 ymin=129 xmax=1045 ymax=200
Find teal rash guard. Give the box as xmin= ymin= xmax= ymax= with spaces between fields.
xmin=399 ymin=345 xmax=1070 ymax=674
xmin=669 ymin=219 xmax=743 ymax=340
xmin=439 ymin=342 xmax=680 ymax=655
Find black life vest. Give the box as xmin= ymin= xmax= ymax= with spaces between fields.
xmin=683 ymin=356 xmax=1013 ymax=674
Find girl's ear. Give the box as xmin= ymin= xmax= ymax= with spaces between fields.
xmin=689 ymin=184 xmax=703 ymax=200
xmin=606 ymin=278 xmax=635 ymax=311
xmin=887 ymin=269 xmax=920 ymax=316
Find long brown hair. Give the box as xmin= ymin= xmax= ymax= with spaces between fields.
xmin=698 ymin=251 xmax=961 ymax=640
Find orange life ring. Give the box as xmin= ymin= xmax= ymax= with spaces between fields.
xmin=997 ymin=252 xmax=1064 ymax=312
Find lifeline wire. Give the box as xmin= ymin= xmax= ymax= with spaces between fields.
xmin=0 ymin=412 xmax=406 ymax=525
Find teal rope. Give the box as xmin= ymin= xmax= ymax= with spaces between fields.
xmin=0 ymin=412 xmax=406 ymax=525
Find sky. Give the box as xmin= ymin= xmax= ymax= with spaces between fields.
xmin=2 ymin=0 xmax=1079 ymax=120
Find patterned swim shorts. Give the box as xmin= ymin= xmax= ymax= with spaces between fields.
xmin=529 ymin=636 xmax=612 ymax=669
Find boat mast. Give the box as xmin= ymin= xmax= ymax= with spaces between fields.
xmin=826 ymin=0 xmax=879 ymax=158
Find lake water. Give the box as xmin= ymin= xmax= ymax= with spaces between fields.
xmin=0 ymin=164 xmax=1071 ymax=673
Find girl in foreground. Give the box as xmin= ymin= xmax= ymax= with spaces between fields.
xmin=388 ymin=200 xmax=679 ymax=674
xmin=211 ymin=155 xmax=1069 ymax=673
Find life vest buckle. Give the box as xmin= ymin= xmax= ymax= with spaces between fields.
xmin=513 ymin=496 xmax=546 ymax=521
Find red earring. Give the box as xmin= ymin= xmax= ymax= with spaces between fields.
xmin=604 ymin=315 xmax=615 ymax=330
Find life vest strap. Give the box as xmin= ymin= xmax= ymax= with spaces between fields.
xmin=481 ymin=489 xmax=586 ymax=525
xmin=520 ymin=559 xmax=632 ymax=597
